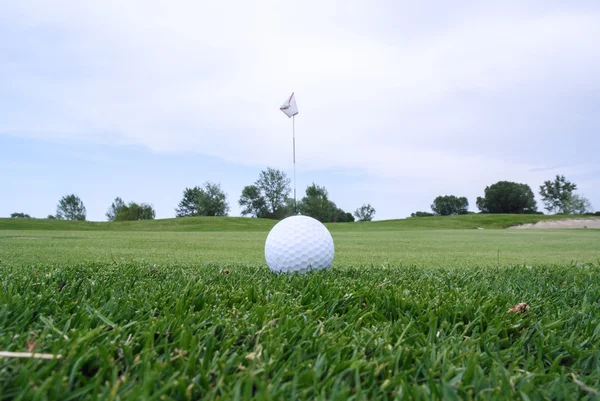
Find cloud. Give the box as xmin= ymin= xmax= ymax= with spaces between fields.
xmin=1 ymin=0 xmax=599 ymax=208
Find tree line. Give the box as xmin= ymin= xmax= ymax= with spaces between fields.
xmin=9 ymin=167 xmax=376 ymax=223
xmin=411 ymin=175 xmax=596 ymax=217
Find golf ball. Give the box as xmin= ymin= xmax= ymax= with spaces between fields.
xmin=265 ymin=215 xmax=334 ymax=273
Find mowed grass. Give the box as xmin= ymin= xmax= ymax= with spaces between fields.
xmin=1 ymin=229 xmax=600 ymax=268
xmin=1 ymin=215 xmax=599 ymax=400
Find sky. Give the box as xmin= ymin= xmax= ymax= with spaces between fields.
xmin=1 ymin=0 xmax=599 ymax=221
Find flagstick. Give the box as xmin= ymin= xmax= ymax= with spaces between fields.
xmin=293 ymin=114 xmax=297 ymax=214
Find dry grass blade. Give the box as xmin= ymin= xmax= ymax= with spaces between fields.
xmin=508 ymin=303 xmax=530 ymax=314
xmin=246 ymin=344 xmax=263 ymax=361
xmin=571 ymin=374 xmax=600 ymax=396
xmin=26 ymin=335 xmax=37 ymax=353
xmin=0 ymin=351 xmax=62 ymax=360
xmin=255 ymin=319 xmax=279 ymax=336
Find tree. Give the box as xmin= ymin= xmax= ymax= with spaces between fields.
xmin=239 ymin=167 xmax=293 ymax=219
xmin=539 ymin=175 xmax=577 ymax=214
xmin=256 ymin=167 xmax=292 ymax=218
xmin=334 ymin=208 xmax=355 ymax=223
xmin=56 ymin=194 xmax=86 ymax=221
xmin=10 ymin=212 xmax=31 ymax=218
xmin=239 ymin=185 xmax=268 ymax=218
xmin=176 ymin=182 xmax=229 ymax=217
xmin=430 ymin=195 xmax=469 ymax=216
xmin=114 ymin=202 xmax=156 ymax=221
xmin=564 ymin=194 xmax=593 ymax=215
xmin=354 ymin=204 xmax=376 ymax=221
xmin=298 ymin=183 xmax=337 ymax=222
xmin=176 ymin=187 xmax=202 ymax=217
xmin=46 ymin=215 xmax=56 ymax=219
xmin=106 ymin=197 xmax=126 ymax=221
xmin=476 ymin=181 xmax=536 ymax=214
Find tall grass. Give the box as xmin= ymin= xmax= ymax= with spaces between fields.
xmin=1 ymin=262 xmax=599 ymax=400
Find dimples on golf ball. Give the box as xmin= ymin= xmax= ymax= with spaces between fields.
xmin=265 ymin=215 xmax=334 ymax=273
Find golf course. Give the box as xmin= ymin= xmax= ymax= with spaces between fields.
xmin=1 ymin=214 xmax=599 ymax=400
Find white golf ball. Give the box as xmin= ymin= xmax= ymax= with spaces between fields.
xmin=265 ymin=215 xmax=335 ymax=273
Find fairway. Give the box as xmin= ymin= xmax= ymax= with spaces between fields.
xmin=1 ymin=228 xmax=599 ymax=268
xmin=1 ymin=216 xmax=599 ymax=400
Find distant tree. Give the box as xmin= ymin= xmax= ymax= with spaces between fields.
xmin=114 ymin=202 xmax=156 ymax=221
xmin=298 ymin=183 xmax=340 ymax=223
xmin=476 ymin=181 xmax=536 ymax=214
xmin=430 ymin=195 xmax=469 ymax=216
xmin=239 ymin=185 xmax=269 ymax=218
xmin=106 ymin=197 xmax=126 ymax=221
xmin=56 ymin=194 xmax=86 ymax=221
xmin=565 ymin=194 xmax=593 ymax=215
xmin=46 ymin=215 xmax=56 ymax=219
xmin=239 ymin=167 xmax=293 ymax=219
xmin=256 ymin=167 xmax=292 ymax=218
xmin=298 ymin=184 xmax=337 ymax=222
xmin=176 ymin=187 xmax=202 ymax=217
xmin=539 ymin=175 xmax=577 ymax=214
xmin=411 ymin=211 xmax=435 ymax=217
xmin=354 ymin=204 xmax=376 ymax=222
xmin=10 ymin=212 xmax=31 ymax=218
xmin=176 ymin=182 xmax=229 ymax=217
xmin=334 ymin=209 xmax=355 ymax=223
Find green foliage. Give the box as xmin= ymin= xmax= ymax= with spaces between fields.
xmin=354 ymin=203 xmax=376 ymax=221
xmin=114 ymin=202 xmax=156 ymax=221
xmin=239 ymin=185 xmax=269 ymax=218
xmin=105 ymin=197 xmax=125 ymax=221
xmin=411 ymin=211 xmax=435 ymax=217
xmin=334 ymin=209 xmax=355 ymax=223
xmin=431 ymin=195 xmax=469 ymax=216
xmin=477 ymin=181 xmax=537 ymax=214
xmin=296 ymin=184 xmax=353 ymax=223
xmin=10 ymin=212 xmax=31 ymax=218
xmin=298 ymin=183 xmax=335 ymax=222
xmin=176 ymin=182 xmax=229 ymax=217
xmin=56 ymin=194 xmax=86 ymax=221
xmin=259 ymin=167 xmax=293 ymax=218
xmin=564 ymin=194 xmax=593 ymax=215
xmin=46 ymin=215 xmax=56 ymax=219
xmin=539 ymin=175 xmax=577 ymax=214
xmin=239 ymin=168 xmax=293 ymax=219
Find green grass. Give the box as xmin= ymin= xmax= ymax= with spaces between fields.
xmin=1 ymin=229 xmax=599 ymax=268
xmin=1 ymin=213 xmax=596 ymax=232
xmin=0 ymin=216 xmax=277 ymax=232
xmin=1 ymin=216 xmax=599 ymax=400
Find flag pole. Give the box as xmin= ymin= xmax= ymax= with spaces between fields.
xmin=293 ymin=114 xmax=297 ymax=214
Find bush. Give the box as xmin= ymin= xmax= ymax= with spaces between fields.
xmin=114 ymin=202 xmax=156 ymax=221
xmin=10 ymin=212 xmax=31 ymax=218
xmin=411 ymin=211 xmax=435 ymax=217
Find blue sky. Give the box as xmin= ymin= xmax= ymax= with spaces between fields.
xmin=1 ymin=0 xmax=599 ymax=221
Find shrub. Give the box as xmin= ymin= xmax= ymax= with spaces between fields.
xmin=411 ymin=211 xmax=435 ymax=217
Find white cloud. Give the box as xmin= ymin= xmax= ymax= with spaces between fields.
xmin=2 ymin=0 xmax=599 ymax=218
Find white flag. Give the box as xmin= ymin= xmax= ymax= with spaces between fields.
xmin=280 ymin=92 xmax=298 ymax=118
